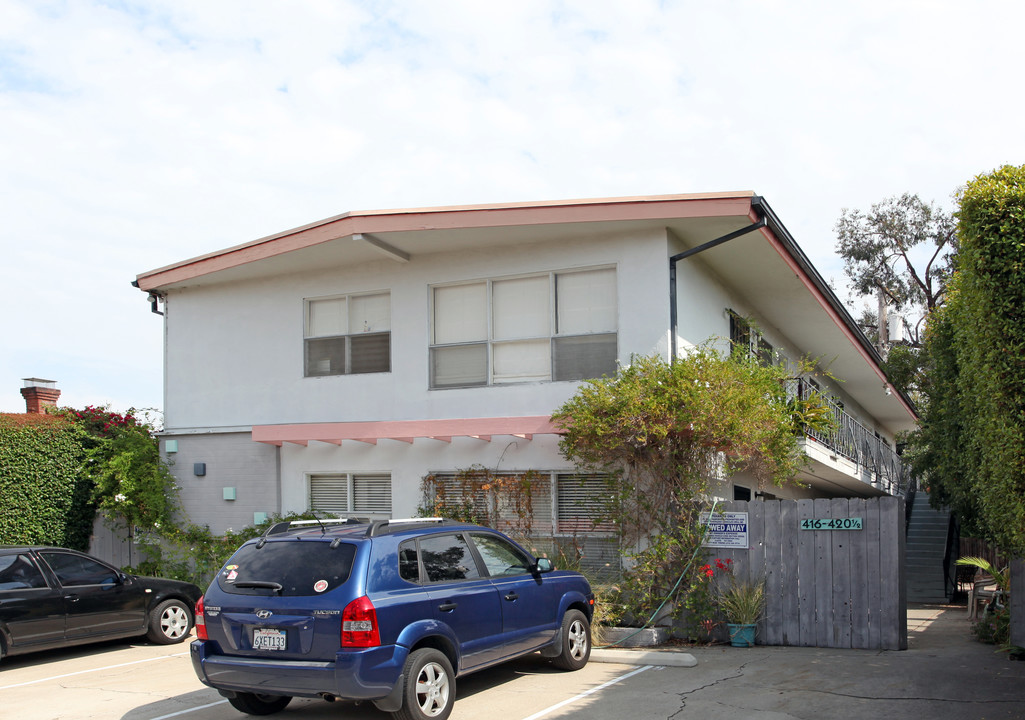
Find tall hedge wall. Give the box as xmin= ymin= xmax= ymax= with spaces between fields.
xmin=941 ymin=164 xmax=1025 ymax=556
xmin=0 ymin=414 xmax=95 ymax=550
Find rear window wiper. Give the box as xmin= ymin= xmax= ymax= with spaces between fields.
xmin=232 ymin=581 xmax=283 ymax=594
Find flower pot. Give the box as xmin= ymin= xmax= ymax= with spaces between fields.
xmin=727 ymin=622 xmax=756 ymax=647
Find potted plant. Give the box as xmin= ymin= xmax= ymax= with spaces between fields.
xmin=718 ymin=577 xmax=765 ymax=647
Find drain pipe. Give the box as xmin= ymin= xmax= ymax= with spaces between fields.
xmin=669 ymin=207 xmax=766 ymax=361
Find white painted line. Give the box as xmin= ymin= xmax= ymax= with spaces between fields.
xmin=148 ymin=699 xmax=229 ymax=719
xmin=0 ymin=651 xmax=189 ymax=690
xmin=519 ymin=665 xmax=653 ymax=720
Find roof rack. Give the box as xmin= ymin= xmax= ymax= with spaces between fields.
xmin=365 ymin=517 xmax=453 ymax=537
xmin=263 ymin=517 xmax=369 ymax=537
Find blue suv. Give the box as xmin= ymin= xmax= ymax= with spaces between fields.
xmin=191 ymin=518 xmax=595 ymax=719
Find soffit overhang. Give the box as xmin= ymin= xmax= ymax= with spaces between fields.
xmin=135 ymin=192 xmax=757 ymax=292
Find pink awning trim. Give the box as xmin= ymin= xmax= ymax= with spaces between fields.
xmin=251 ymin=416 xmax=561 ymax=447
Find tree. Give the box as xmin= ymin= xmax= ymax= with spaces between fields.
xmin=65 ymin=406 xmax=178 ymax=534
xmin=550 ymin=349 xmax=829 ymax=630
xmin=835 ymin=193 xmax=958 ymax=348
xmin=913 ymin=165 xmax=1025 ymax=557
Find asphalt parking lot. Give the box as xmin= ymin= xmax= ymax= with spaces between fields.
xmin=3 ymin=606 xmax=1025 ymax=720
xmin=0 ymin=636 xmax=650 ymax=720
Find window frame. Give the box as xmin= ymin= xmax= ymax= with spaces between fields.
xmin=429 ymin=266 xmax=618 ymax=389
xmin=307 ymin=472 xmax=392 ymax=517
xmin=37 ymin=551 xmax=120 ymax=588
xmin=554 ymin=473 xmax=617 ymax=535
xmin=728 ymin=309 xmax=781 ymax=367
xmin=416 ymin=533 xmax=484 ymax=585
xmin=0 ymin=553 xmax=50 ymax=591
xmin=304 ymin=291 xmax=391 ymax=377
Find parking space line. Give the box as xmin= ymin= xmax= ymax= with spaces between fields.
xmin=0 ymin=651 xmax=189 ymax=691
xmin=519 ymin=665 xmax=653 ymax=720
xmin=148 ymin=699 xmax=229 ymax=719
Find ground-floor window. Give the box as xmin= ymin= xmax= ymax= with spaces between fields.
xmin=422 ymin=470 xmax=620 ymax=578
xmin=308 ymin=473 xmax=392 ymax=517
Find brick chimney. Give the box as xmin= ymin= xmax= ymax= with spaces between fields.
xmin=21 ymin=378 xmax=61 ymax=414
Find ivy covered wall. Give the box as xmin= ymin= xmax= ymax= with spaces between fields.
xmin=0 ymin=413 xmax=94 ymax=549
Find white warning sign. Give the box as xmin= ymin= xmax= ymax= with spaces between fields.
xmin=699 ymin=511 xmax=749 ymax=549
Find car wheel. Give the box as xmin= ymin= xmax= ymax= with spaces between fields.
xmin=552 ymin=609 xmax=591 ymax=670
xmin=227 ymin=693 xmax=292 ymax=715
xmin=391 ymin=647 xmax=455 ymax=720
xmin=146 ymin=598 xmax=194 ymax=644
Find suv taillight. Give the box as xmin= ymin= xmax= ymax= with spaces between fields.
xmin=195 ymin=596 xmax=208 ymax=640
xmin=341 ymin=596 xmax=380 ymax=648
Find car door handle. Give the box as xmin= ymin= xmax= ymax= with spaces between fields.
xmin=504 ymin=592 xmax=519 ymax=602
xmin=64 ymin=595 xmax=80 ymax=603
xmin=438 ymin=602 xmax=458 ymax=612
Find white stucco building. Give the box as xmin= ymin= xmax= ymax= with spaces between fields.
xmin=135 ymin=192 xmax=918 ymax=538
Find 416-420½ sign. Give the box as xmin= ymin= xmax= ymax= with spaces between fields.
xmin=800 ymin=517 xmax=863 ymax=530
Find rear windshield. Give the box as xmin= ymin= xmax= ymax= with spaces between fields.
xmin=217 ymin=539 xmax=357 ymax=596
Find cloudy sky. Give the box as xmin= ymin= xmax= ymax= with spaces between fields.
xmin=2 ymin=0 xmax=1022 ymax=416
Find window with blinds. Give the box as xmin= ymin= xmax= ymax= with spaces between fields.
xmin=309 ymin=473 xmax=392 ymax=516
xmin=555 ymin=474 xmax=615 ymax=534
xmin=430 ymin=267 xmax=617 ymax=388
xmin=305 ymin=292 xmax=391 ymax=377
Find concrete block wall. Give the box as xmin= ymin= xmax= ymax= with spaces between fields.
xmin=162 ymin=432 xmax=279 ymax=534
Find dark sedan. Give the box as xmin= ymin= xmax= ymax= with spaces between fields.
xmin=0 ymin=546 xmax=202 ymax=661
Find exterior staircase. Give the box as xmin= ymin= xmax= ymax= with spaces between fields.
xmin=906 ymin=492 xmax=953 ymax=603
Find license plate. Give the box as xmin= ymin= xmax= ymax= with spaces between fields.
xmin=253 ymin=628 xmax=287 ymax=650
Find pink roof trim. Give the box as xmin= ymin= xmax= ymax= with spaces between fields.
xmin=251 ymin=416 xmax=561 ymax=447
xmin=136 ymin=192 xmax=755 ymax=291
xmin=757 ymin=224 xmax=919 ymax=421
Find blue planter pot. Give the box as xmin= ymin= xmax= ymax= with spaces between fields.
xmin=727 ymin=623 xmax=756 ymax=647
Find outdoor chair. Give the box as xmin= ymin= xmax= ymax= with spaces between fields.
xmin=967 ymin=571 xmax=998 ymax=620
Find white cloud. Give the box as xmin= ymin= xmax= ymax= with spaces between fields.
xmin=2 ymin=0 xmax=1023 ymax=412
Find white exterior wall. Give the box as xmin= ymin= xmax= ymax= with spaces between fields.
xmin=159 ymin=221 xmax=900 ymax=532
xmin=672 ymin=253 xmax=897 ymax=447
xmin=279 ymin=434 xmax=568 ymax=520
xmin=161 ymin=228 xmax=674 ymax=530
xmin=163 ymin=228 xmax=670 ymax=431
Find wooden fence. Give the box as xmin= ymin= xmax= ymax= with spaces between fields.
xmin=89 ymin=514 xmax=137 ymax=569
xmin=706 ymin=498 xmax=907 ymax=650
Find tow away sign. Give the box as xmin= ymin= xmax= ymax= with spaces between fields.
xmin=699 ymin=511 xmax=749 ymax=549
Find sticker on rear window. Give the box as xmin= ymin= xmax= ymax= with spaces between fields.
xmin=314 ymin=579 xmax=328 ymax=593
xmin=226 ymin=570 xmax=238 ymax=582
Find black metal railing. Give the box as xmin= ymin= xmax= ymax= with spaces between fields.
xmin=786 ymin=379 xmax=913 ymax=497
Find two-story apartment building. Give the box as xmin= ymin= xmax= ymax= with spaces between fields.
xmin=134 ymin=192 xmax=918 ymax=543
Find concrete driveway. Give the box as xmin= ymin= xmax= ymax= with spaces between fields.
xmin=1 ymin=605 xmax=1022 ymax=720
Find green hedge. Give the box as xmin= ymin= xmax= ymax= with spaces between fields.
xmin=952 ymin=164 xmax=1025 ymax=556
xmin=920 ymin=164 xmax=1025 ymax=556
xmin=0 ymin=414 xmax=95 ymax=549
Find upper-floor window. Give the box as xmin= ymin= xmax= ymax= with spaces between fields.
xmin=304 ymin=292 xmax=390 ymax=377
xmin=728 ymin=309 xmax=778 ymax=366
xmin=430 ymin=267 xmax=617 ymax=388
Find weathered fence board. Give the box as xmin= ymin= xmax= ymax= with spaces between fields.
xmin=712 ymin=498 xmax=905 ymax=650
xmin=88 ymin=514 xmax=136 ymax=569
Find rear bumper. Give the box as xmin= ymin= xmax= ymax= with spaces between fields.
xmin=190 ymin=640 xmax=408 ymax=700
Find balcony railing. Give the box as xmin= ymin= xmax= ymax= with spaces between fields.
xmin=786 ymin=379 xmax=913 ymax=498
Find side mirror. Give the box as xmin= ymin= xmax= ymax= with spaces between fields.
xmin=535 ymin=558 xmax=553 ymax=574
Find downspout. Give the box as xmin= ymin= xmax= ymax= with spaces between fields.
xmin=669 ymin=205 xmax=766 ymax=361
